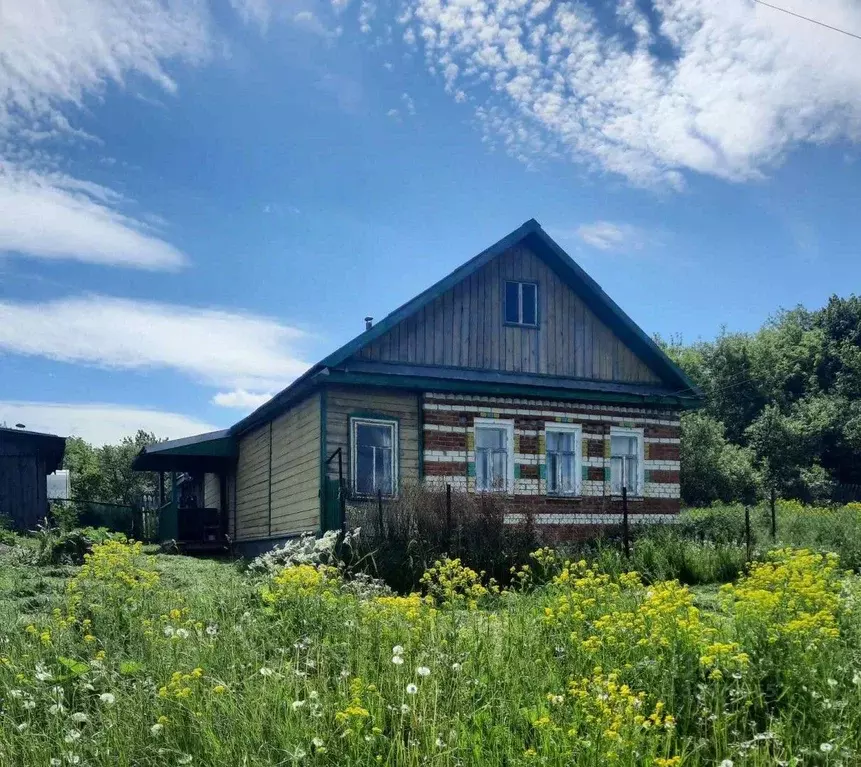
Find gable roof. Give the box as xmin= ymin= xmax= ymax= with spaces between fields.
xmin=232 ymin=219 xmax=701 ymax=434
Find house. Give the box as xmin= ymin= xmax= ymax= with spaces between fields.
xmin=133 ymin=219 xmax=702 ymax=554
xmin=0 ymin=426 xmax=67 ymax=531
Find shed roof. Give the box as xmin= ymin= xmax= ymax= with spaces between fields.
xmin=131 ymin=429 xmax=235 ymax=472
xmin=0 ymin=426 xmax=67 ymax=473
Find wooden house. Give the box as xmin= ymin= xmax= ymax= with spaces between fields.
xmin=133 ymin=220 xmax=702 ymax=554
xmin=0 ymin=426 xmax=66 ymax=531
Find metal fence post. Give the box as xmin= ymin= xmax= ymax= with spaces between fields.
xmin=377 ymin=489 xmax=384 ymax=538
xmin=744 ymin=505 xmax=752 ymax=562
xmin=622 ymin=486 xmax=630 ymax=559
xmin=445 ymin=483 xmax=452 ymax=553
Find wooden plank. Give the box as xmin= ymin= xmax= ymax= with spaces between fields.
xmin=443 ymin=286 xmax=453 ymax=367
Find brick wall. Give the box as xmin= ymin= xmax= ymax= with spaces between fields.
xmin=421 ymin=392 xmax=681 ymax=523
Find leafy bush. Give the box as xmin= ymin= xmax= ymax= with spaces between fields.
xmin=345 ymin=484 xmax=539 ymax=591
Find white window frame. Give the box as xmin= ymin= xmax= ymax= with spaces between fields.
xmin=504 ymin=280 xmax=539 ymax=327
xmin=350 ymin=416 xmax=399 ymax=498
xmin=544 ymin=422 xmax=582 ymax=497
xmin=473 ymin=418 xmax=515 ymax=494
xmin=609 ymin=426 xmax=645 ymax=496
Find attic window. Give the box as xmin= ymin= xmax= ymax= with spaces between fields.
xmin=504 ymin=281 xmax=538 ymax=326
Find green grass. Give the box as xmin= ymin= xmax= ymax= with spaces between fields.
xmin=1 ymin=536 xmax=861 ymax=766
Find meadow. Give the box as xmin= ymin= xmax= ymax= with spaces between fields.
xmin=1 ymin=506 xmax=861 ymax=766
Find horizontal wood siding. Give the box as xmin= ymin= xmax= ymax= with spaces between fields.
xmin=270 ymin=394 xmax=321 ymax=536
xmin=325 ymin=386 xmax=420 ymax=489
xmin=203 ymin=473 xmax=221 ymax=510
xmin=234 ymin=423 xmax=270 ymax=541
xmin=234 ymin=393 xmax=321 ymax=541
xmin=359 ymin=244 xmax=661 ymax=384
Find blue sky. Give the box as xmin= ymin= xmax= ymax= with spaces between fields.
xmin=1 ymin=0 xmax=861 ymax=444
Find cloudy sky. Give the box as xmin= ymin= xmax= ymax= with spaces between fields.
xmin=1 ymin=0 xmax=860 ymax=444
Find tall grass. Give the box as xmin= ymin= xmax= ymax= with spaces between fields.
xmin=2 ymin=539 xmax=860 ymax=766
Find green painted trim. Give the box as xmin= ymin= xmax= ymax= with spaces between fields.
xmin=324 ymin=370 xmax=698 ymax=408
xmin=467 ymin=462 xmax=476 ymax=478
xmin=319 ymin=389 xmax=327 ymax=533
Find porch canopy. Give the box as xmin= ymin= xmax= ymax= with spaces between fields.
xmin=132 ymin=429 xmax=236 ymax=474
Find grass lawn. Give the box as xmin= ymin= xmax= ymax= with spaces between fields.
xmin=1 ymin=537 xmax=860 ymax=766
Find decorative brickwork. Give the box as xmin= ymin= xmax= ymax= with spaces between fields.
xmin=421 ymin=392 xmax=682 ymax=519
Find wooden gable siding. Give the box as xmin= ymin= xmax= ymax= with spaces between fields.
xmin=325 ymin=386 xmax=421 ymax=488
xmin=357 ymin=244 xmax=661 ymax=383
xmin=0 ymin=445 xmax=47 ymax=532
xmin=233 ymin=393 xmax=321 ymax=541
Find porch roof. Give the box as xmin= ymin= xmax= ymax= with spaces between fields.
xmin=131 ymin=429 xmax=236 ymax=472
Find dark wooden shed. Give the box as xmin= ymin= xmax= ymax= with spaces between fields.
xmin=0 ymin=426 xmax=66 ymax=531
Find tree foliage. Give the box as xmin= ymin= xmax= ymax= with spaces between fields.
xmin=63 ymin=430 xmax=162 ymax=506
xmin=665 ymin=295 xmax=861 ymax=505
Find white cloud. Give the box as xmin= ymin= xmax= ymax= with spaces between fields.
xmin=211 ymin=389 xmax=274 ymax=410
xmin=574 ymin=221 xmax=646 ymax=252
xmin=0 ymin=164 xmax=187 ymax=270
xmin=0 ymin=0 xmax=213 ymax=269
xmin=0 ymin=0 xmax=211 ymax=141
xmin=401 ymin=92 xmax=416 ymax=115
xmin=400 ymin=0 xmax=861 ymax=184
xmin=0 ymin=295 xmax=311 ymax=393
xmin=0 ymin=401 xmax=218 ymax=447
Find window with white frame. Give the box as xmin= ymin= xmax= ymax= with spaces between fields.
xmin=474 ymin=418 xmax=514 ymax=493
xmin=350 ymin=417 xmax=398 ymax=496
xmin=504 ymin=280 xmax=538 ymax=326
xmin=609 ymin=427 xmax=644 ymax=495
xmin=545 ymin=423 xmax=582 ymax=496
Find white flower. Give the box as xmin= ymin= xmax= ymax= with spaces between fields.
xmin=339 ymin=669 xmax=350 ymax=679
xmin=35 ymin=663 xmax=53 ymax=682
xmin=49 ymin=704 xmax=66 ymax=715
xmin=416 ymin=666 xmax=431 ymax=677
xmin=292 ymin=700 xmax=306 ymax=710
xmin=719 ymin=760 xmax=734 ymax=767
xmin=23 ymin=700 xmax=36 ymax=710
xmin=309 ymin=691 xmax=319 ymax=700
xmin=451 ymin=663 xmax=462 ymax=672
xmin=177 ymin=755 xmax=193 ymax=765
xmin=406 ymin=683 xmax=418 ymax=695
xmin=206 ymin=624 xmax=218 ymax=636
xmin=392 ymin=655 xmax=404 ymax=665
xmin=853 ymin=671 xmax=861 ymax=685
xmin=163 ymin=626 xmax=175 ymax=637
xmin=827 ymin=678 xmax=838 ymax=687
xmin=16 ymin=722 xmax=28 ymax=732
xmin=312 ymin=737 xmax=324 ymax=748
xmin=549 ymin=695 xmax=564 ymax=706
xmin=50 ymin=760 xmax=62 ymax=766
xmin=64 ymin=755 xmax=80 ymax=765
xmin=400 ymin=703 xmax=410 ymax=714
xmin=99 ymin=692 xmax=116 ymax=706
xmin=175 ymin=628 xmax=190 ymax=640
xmin=259 ymin=667 xmax=275 ymax=677
xmin=70 ymin=712 xmax=88 ymax=724
xmin=392 ymin=645 xmax=404 ymax=656
xmin=291 ymin=747 xmax=307 ymax=760
xmin=436 ymin=737 xmax=445 ymax=748
xmin=64 ymin=730 xmax=81 ymax=744
xmin=51 ymin=686 xmax=65 ymax=698
xmin=820 ymin=743 xmax=834 ymax=753
xmin=150 ymin=723 xmax=164 ymax=736
xmin=9 ymin=689 xmax=24 ymax=698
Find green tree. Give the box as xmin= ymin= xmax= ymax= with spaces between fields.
xmin=680 ymin=412 xmax=759 ymax=506
xmin=63 ymin=431 xmax=162 ymax=506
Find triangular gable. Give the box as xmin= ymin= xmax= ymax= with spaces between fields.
xmin=321 ymin=220 xmax=698 ymax=392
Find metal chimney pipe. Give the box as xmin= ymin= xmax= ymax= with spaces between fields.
xmin=364 ymin=316 xmax=373 ymax=330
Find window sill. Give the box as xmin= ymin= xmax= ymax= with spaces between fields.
xmin=545 ymin=494 xmax=582 ymax=502
xmin=502 ymin=321 xmax=539 ymax=330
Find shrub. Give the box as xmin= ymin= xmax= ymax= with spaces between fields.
xmin=345 ymin=484 xmax=539 ymax=590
